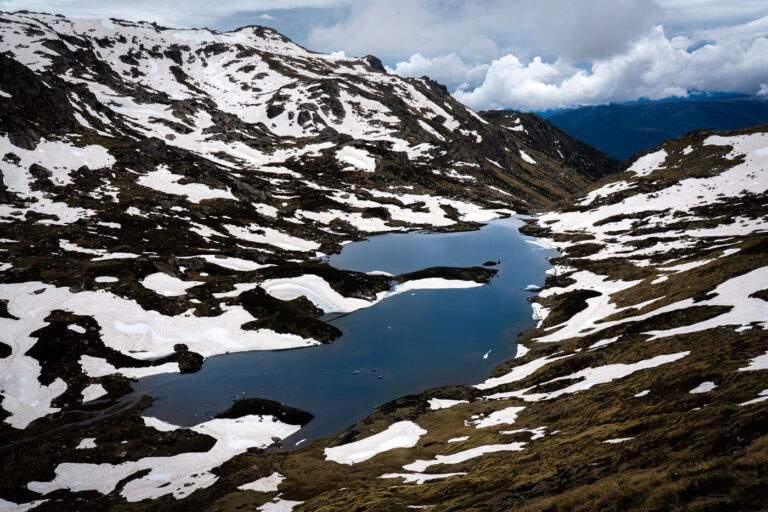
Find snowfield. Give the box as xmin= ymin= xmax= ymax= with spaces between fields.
xmin=28 ymin=415 xmax=301 ymax=502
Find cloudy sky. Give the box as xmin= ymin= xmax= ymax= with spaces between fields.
xmin=2 ymin=0 xmax=767 ymax=110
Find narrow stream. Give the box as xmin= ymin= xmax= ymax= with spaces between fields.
xmin=136 ymin=217 xmax=554 ymax=443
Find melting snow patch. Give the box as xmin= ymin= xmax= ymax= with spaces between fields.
xmin=381 ymin=472 xmax=465 ymax=485
xmin=646 ymin=266 xmax=768 ymax=340
xmin=738 ymin=351 xmax=768 ymax=372
xmin=0 ymin=498 xmax=47 ymax=511
xmin=530 ymin=303 xmax=550 ymax=327
xmin=500 ymin=426 xmax=547 ymax=440
xmin=261 ymin=275 xmax=486 ymax=316
xmin=603 ymin=437 xmax=634 ymax=444
xmin=76 ymin=438 xmax=97 ymax=449
xmin=213 ymin=283 xmax=260 ymax=299
xmin=81 ymin=383 xmax=107 ymax=402
xmin=137 ymin=166 xmax=237 ymax=203
xmin=80 ymin=356 xmax=180 ymax=379
xmin=486 ymin=158 xmax=503 ymax=169
xmin=0 ymin=136 xmax=115 ymax=191
xmin=498 ymin=352 xmax=689 ymax=402
xmin=739 ymin=389 xmax=768 ymax=406
xmin=428 ymin=398 xmax=468 ymax=410
xmin=185 ymin=254 xmax=273 ymax=271
xmin=690 ymin=381 xmax=717 ymax=394
xmin=471 ymin=406 xmax=525 ymax=429
xmin=224 ymin=224 xmax=320 ymax=252
xmin=238 ymin=472 xmax=285 ymax=492
xmin=28 ymin=415 xmax=301 ymax=502
xmin=324 ymin=421 xmax=427 ymax=465
xmin=535 ymin=272 xmax=642 ymax=343
xmin=627 ymin=149 xmax=667 ymax=176
xmin=336 ymin=146 xmax=376 ymax=172
xmin=403 ymin=442 xmax=526 ymax=472
xmin=143 ymin=416 xmax=181 ymax=432
xmin=140 ymin=272 xmax=203 ymax=297
xmin=475 ymin=353 xmax=573 ymax=391
xmin=91 ymin=252 xmax=139 ymax=261
xmin=515 ymin=344 xmax=530 ymax=358
xmin=390 ymin=278 xmax=484 ymax=294
xmin=519 ymin=150 xmax=536 ymax=165
xmin=257 ymin=498 xmax=304 ymax=511
xmin=260 ymin=274 xmax=376 ymax=314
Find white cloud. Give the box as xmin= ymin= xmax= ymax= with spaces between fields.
xmin=451 ymin=26 xmax=768 ymax=110
xmin=308 ymin=0 xmax=663 ymax=63
xmin=658 ymin=0 xmax=768 ymax=28
xmin=388 ymin=53 xmax=489 ymax=90
xmin=689 ymin=14 xmax=768 ymax=43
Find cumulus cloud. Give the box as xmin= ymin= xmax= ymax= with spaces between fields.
xmin=388 ymin=53 xmax=489 ymax=90
xmin=451 ymin=26 xmax=768 ymax=110
xmin=308 ymin=0 xmax=662 ymax=63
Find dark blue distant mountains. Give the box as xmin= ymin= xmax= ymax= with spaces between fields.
xmin=539 ymin=93 xmax=768 ymax=160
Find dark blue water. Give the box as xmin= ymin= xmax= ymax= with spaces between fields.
xmin=136 ymin=218 xmax=554 ymax=443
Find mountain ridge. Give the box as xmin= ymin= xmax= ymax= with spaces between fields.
xmin=480 ymin=109 xmax=621 ymax=179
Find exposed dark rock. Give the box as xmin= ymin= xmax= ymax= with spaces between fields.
xmin=481 ymin=109 xmax=622 ymax=179
xmin=215 ymin=398 xmax=313 ymax=426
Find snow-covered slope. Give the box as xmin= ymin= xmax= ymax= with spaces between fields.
xmin=0 ymin=11 xmax=600 ymax=422
xmin=8 ymin=11 xmax=763 ymax=512
xmin=167 ymin=125 xmax=765 ymax=512
xmin=0 ymin=11 xmax=613 ymax=511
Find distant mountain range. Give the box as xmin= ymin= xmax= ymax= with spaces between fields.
xmin=540 ymin=93 xmax=768 ymax=160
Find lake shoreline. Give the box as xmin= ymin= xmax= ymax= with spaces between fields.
xmin=135 ymin=217 xmax=556 ymax=445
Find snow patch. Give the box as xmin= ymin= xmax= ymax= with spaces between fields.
xmin=427 ymin=398 xmax=468 ymax=411
xmin=324 ymin=421 xmax=427 ymax=465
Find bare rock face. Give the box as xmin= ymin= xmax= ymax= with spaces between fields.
xmin=481 ymin=109 xmax=623 ymax=179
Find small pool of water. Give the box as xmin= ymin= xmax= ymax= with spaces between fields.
xmin=136 ymin=218 xmax=554 ymax=443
